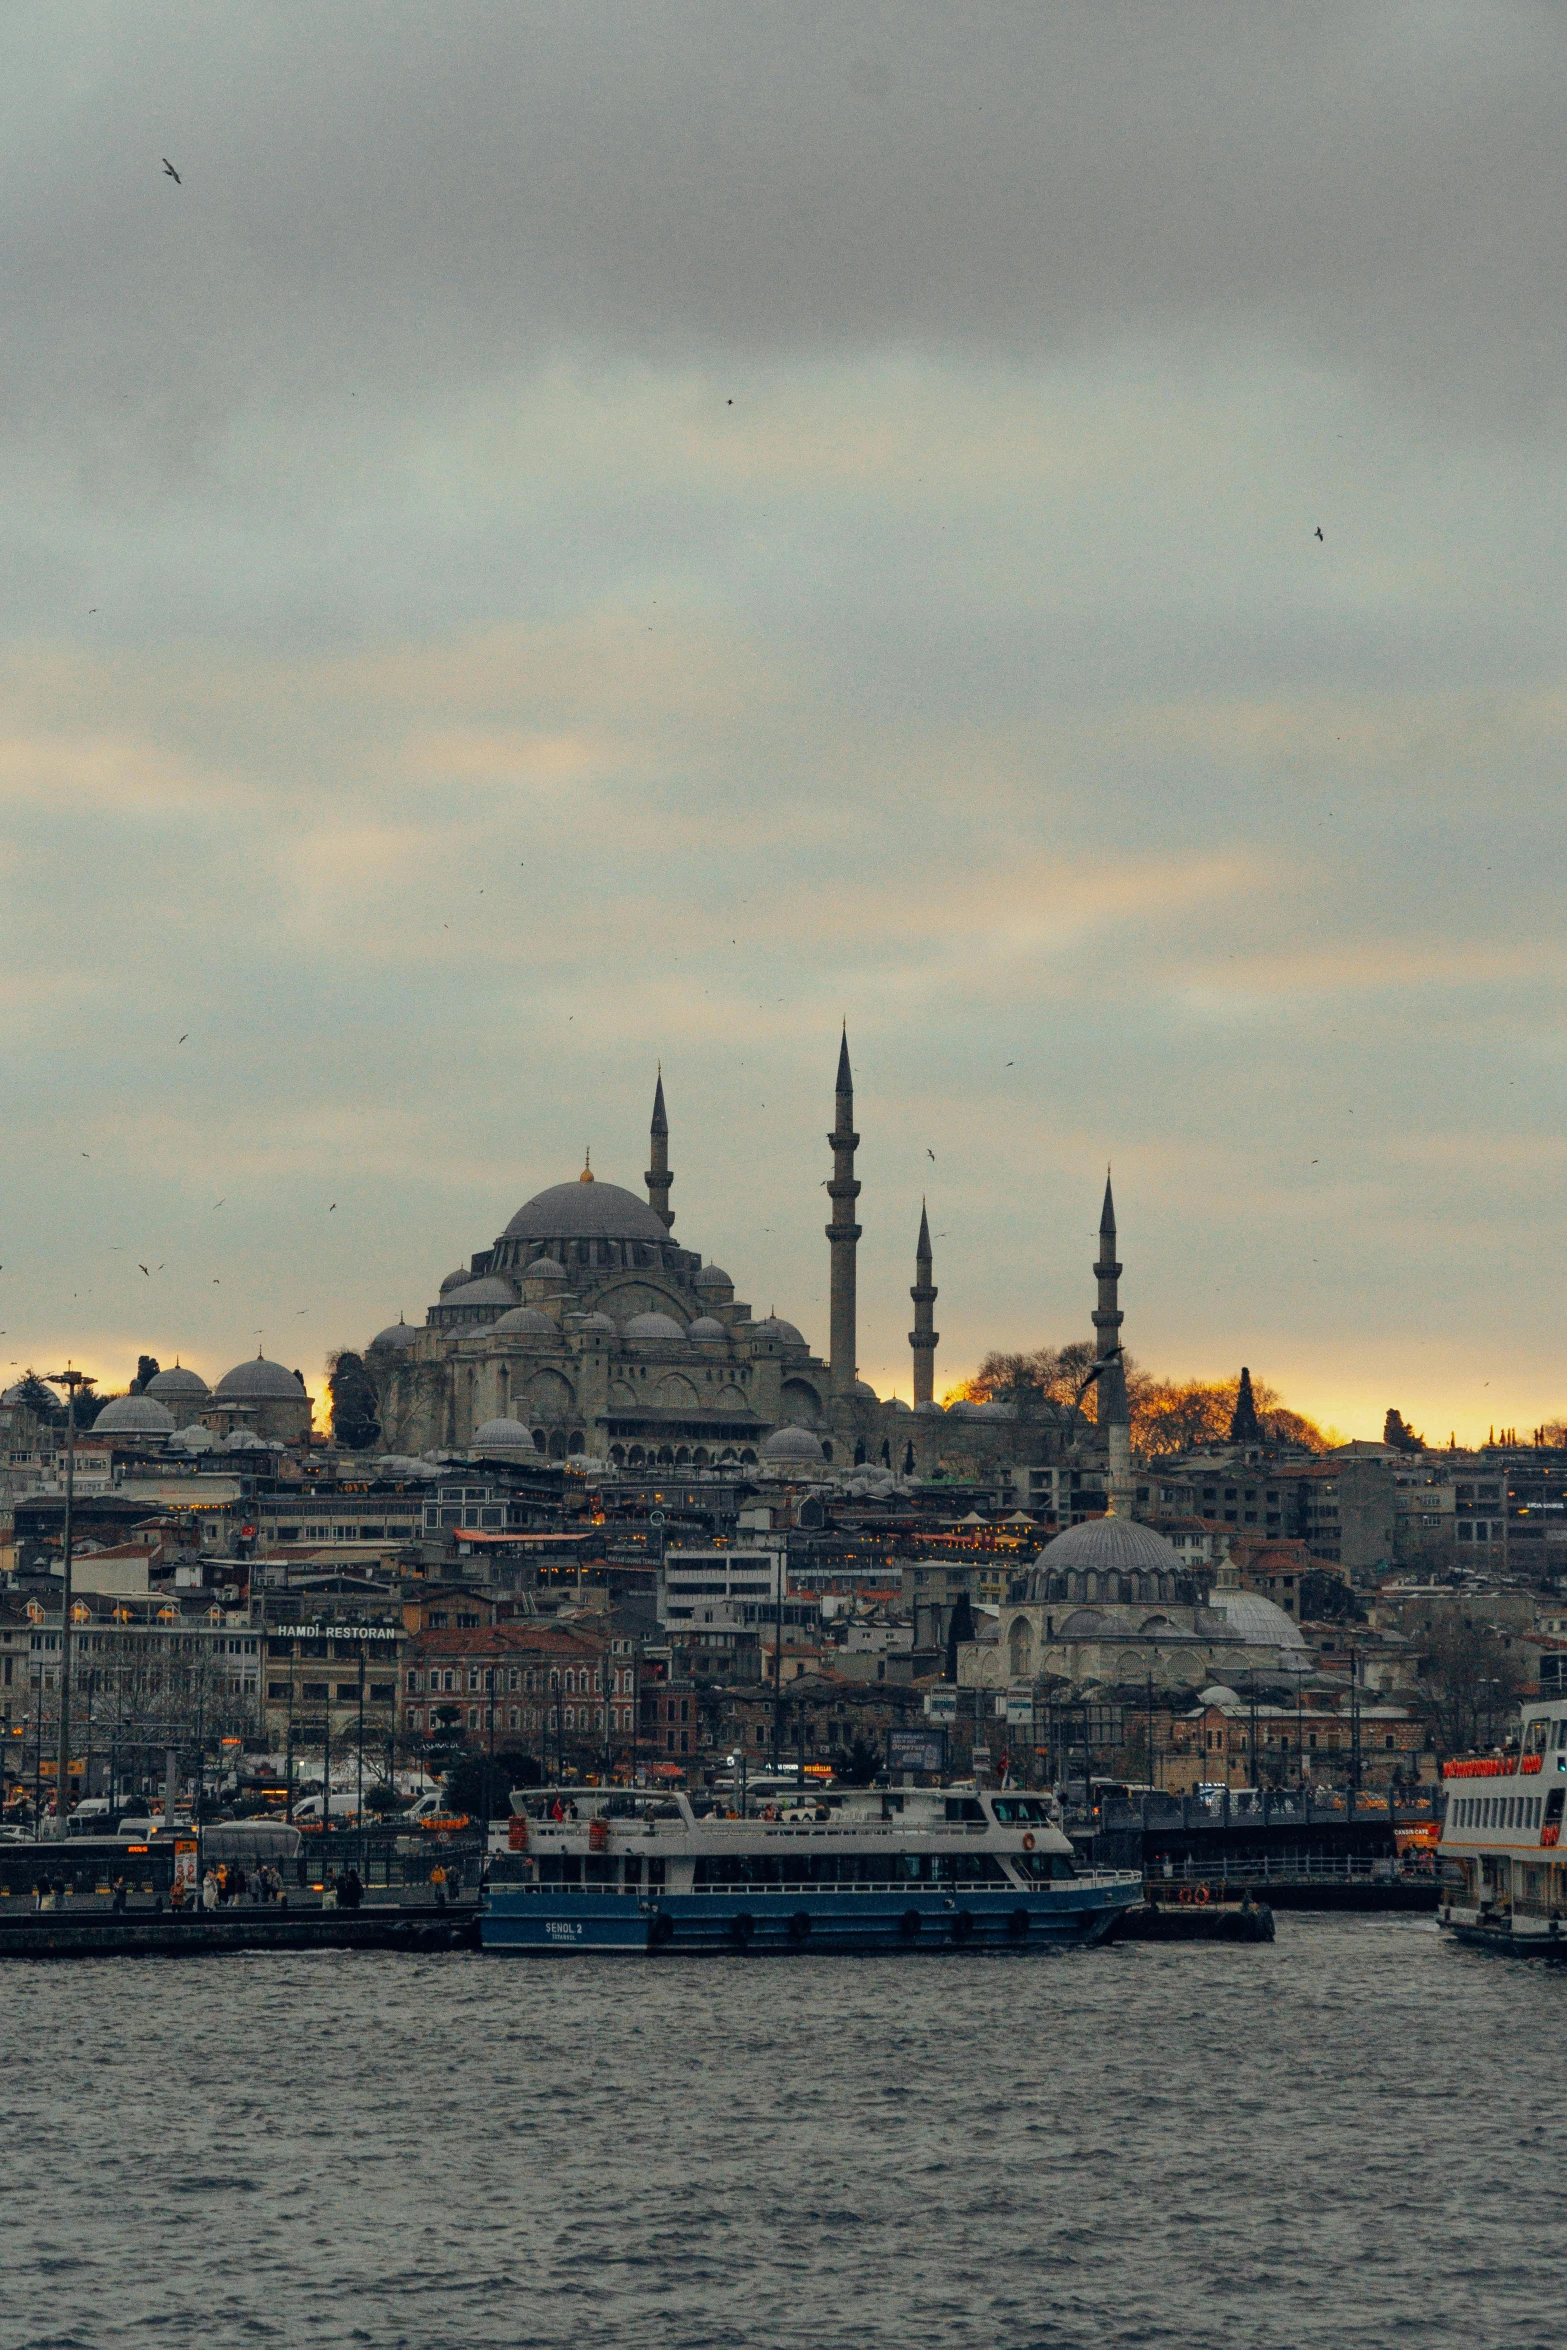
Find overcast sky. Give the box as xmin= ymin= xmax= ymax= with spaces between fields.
xmin=4 ymin=2 xmax=1566 ymax=1441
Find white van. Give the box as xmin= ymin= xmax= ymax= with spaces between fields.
xmin=290 ymin=1793 xmax=361 ymax=1825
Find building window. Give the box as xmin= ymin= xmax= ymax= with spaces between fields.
xmin=468 ymin=1707 xmax=479 ymax=1728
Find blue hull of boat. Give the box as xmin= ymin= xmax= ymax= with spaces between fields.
xmin=482 ymin=1883 xmax=1137 ymax=1953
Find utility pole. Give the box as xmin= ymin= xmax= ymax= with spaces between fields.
xmin=771 ymin=1546 xmax=783 ymax=1769
xmin=47 ymin=1367 xmax=89 ymax=1834
xmin=356 ymin=1646 xmax=367 ymax=1871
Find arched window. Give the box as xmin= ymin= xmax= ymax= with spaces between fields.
xmin=1008 ymin=1620 xmax=1032 ymax=1679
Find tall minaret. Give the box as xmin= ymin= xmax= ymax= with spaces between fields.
xmin=909 ymin=1199 xmax=938 ymax=1406
xmin=826 ymin=1027 xmax=861 ymax=1397
xmin=645 ymin=1066 xmax=674 ymax=1230
xmin=1093 ymin=1170 xmax=1132 ymax=1508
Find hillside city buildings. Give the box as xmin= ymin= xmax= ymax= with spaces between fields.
xmin=2 ymin=1033 xmax=1561 ymax=1817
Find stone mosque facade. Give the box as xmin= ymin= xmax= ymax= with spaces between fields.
xmin=363 ymin=1041 xmax=1128 ymax=1491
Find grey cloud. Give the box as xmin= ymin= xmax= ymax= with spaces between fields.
xmin=5 ymin=1 xmax=1567 ymax=445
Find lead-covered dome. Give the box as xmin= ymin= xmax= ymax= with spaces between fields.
xmin=752 ymin=1315 xmax=805 ymax=1346
xmin=491 ymin=1306 xmax=557 ymax=1336
xmin=1204 ymin=1590 xmax=1307 ymax=1650
xmin=439 ymin=1268 xmax=473 ymax=1294
xmin=94 ymin=1393 xmax=176 ymax=1435
xmin=471 ymin=1417 xmax=543 ymax=1454
xmin=439 ymin=1276 xmax=517 ymax=1309
xmin=686 ymin=1316 xmax=729 ymax=1342
xmin=145 ymin=1363 xmax=210 ymax=1401
xmin=622 ymin=1311 xmax=686 ymax=1342
xmin=1028 ymin=1513 xmax=1190 ymax=1605
xmin=761 ymin=1424 xmax=824 ymax=1463
xmin=215 ymin=1355 xmax=305 ymax=1400
xmin=503 ymin=1180 xmax=671 ymax=1245
xmin=368 ymin=1320 xmax=419 ymax=1353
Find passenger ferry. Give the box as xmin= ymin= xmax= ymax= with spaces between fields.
xmin=1438 ymin=1696 xmax=1567 ymax=1957
xmin=482 ymin=1786 xmax=1143 ymax=1954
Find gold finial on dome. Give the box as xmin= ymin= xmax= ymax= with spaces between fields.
xmin=579 ymin=1147 xmax=594 ymax=1184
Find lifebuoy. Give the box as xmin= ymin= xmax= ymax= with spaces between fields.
xmin=1022 ymin=1832 xmax=1036 ymax=1851
xmin=1194 ymin=1882 xmax=1211 ymax=1905
xmin=1178 ymin=1885 xmax=1193 ymax=1905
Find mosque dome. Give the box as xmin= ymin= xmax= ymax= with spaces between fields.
xmin=94 ymin=1393 xmax=176 ymax=1436
xmin=686 ymin=1317 xmax=729 ymax=1342
xmin=503 ymin=1180 xmax=670 ymax=1246
xmin=174 ymin=1423 xmax=217 ymax=1451
xmin=1198 ymin=1683 xmax=1243 ymax=1708
xmin=852 ymin=1379 xmax=877 ymax=1400
xmin=145 ymin=1363 xmax=210 ymax=1401
xmin=439 ymin=1276 xmax=517 ymax=1310
xmin=1204 ymin=1591 xmax=1308 ymax=1650
xmin=491 ymin=1306 xmax=557 ymax=1336
xmin=215 ymin=1355 xmax=305 ymax=1401
xmin=1027 ymin=1514 xmax=1188 ymax=1605
xmin=753 ymin=1315 xmax=805 ymax=1346
xmin=225 ymin=1427 xmax=271 ymax=1451
xmin=577 ymin=1312 xmax=616 ymax=1333
xmin=693 ymin=1263 xmax=733 ymax=1291
xmin=886 ymin=1397 xmax=912 ymax=1413
xmin=622 ymin=1312 xmax=687 ymax=1343
xmin=471 ymin=1417 xmax=542 ymax=1454
xmin=760 ymin=1424 xmax=825 ymax=1463
xmin=521 ymin=1256 xmax=567 ymax=1284
xmin=439 ymin=1268 xmax=473 ymax=1294
xmin=367 ymin=1320 xmax=419 ymax=1353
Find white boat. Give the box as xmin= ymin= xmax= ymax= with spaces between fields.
xmin=1437 ymin=1696 xmax=1567 ymax=1956
xmin=483 ymin=1786 xmax=1143 ymax=1954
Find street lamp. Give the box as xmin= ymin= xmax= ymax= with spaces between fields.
xmin=45 ymin=1367 xmax=92 ymax=1836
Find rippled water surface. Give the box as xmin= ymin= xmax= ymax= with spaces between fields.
xmin=5 ymin=1917 xmax=1559 ymax=2349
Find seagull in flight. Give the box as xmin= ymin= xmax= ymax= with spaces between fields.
xmin=178 ymin=1034 xmax=188 ymax=1044
xmin=927 ymin=1149 xmax=936 ymax=1162
xmin=163 ymin=158 xmax=181 ymax=184
xmin=139 ymin=1264 xmax=149 ymax=1276
xmin=1314 ymin=526 xmax=1323 ymax=541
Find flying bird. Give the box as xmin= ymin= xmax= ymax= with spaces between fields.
xmin=178 ymin=1034 xmax=188 ymax=1044
xmin=329 ymin=1203 xmax=337 ymax=1212
xmin=163 ymin=158 xmax=181 ymax=183
xmin=1005 ymin=1060 xmax=1014 ymax=1066
xmin=1314 ymin=527 xmax=1323 ymax=541
xmin=213 ymin=1199 xmax=225 ymax=1208
xmin=927 ymin=1149 xmax=936 ymax=1162
xmin=139 ymin=1264 xmax=149 ymax=1276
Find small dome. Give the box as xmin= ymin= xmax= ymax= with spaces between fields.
xmin=686 ymin=1316 xmax=729 ymax=1342
xmin=145 ymin=1364 xmax=210 ymax=1399
xmin=753 ymin=1315 xmax=805 ymax=1346
xmin=215 ymin=1355 xmax=307 ymax=1401
xmin=368 ymin=1320 xmax=419 ymax=1353
xmin=174 ymin=1423 xmax=217 ymax=1450
xmin=693 ymin=1264 xmax=732 ymax=1290
xmin=94 ymin=1393 xmax=176 ymax=1435
xmin=622 ymin=1312 xmax=687 ymax=1342
xmin=438 ymin=1276 xmax=517 ymax=1309
xmin=577 ymin=1312 xmax=616 ymax=1333
xmin=914 ymin=1400 xmax=946 ymax=1415
xmin=522 ymin=1256 xmax=567 ymax=1284
xmin=853 ymin=1379 xmax=877 ymax=1400
xmin=471 ymin=1417 xmax=542 ymax=1453
xmin=1205 ymin=1591 xmax=1308 ymax=1651
xmin=439 ymin=1268 xmax=473 ymax=1294
xmin=1034 ymin=1515 xmax=1183 ymax=1577
xmin=225 ymin=1427 xmax=270 ymax=1451
xmin=886 ymin=1397 xmax=912 ymax=1413
xmin=1198 ymin=1683 xmax=1242 ymax=1708
xmin=491 ymin=1306 xmax=558 ymax=1336
xmin=760 ymin=1424 xmax=825 ymax=1462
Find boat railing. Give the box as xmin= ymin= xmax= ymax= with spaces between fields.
xmin=1147 ymin=1852 xmax=1433 ymax=1886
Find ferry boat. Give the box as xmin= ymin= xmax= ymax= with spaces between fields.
xmin=482 ymin=1786 xmax=1144 ymax=1954
xmin=1437 ymin=1696 xmax=1567 ymax=1958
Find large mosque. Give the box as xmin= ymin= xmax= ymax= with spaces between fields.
xmin=361 ymin=1036 xmax=1128 ymax=1490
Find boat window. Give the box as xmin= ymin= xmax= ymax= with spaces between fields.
xmin=647 ymin=1859 xmax=665 ymax=1888
xmin=990 ymin=1797 xmax=1052 ymax=1825
xmin=1016 ymin=1852 xmax=1077 ymax=1881
xmin=1557 ymin=1721 xmax=1567 ymax=1750
xmin=487 ymin=1854 xmax=532 ymax=1882
xmin=623 ymin=1856 xmax=642 ymax=1887
xmin=944 ymin=1798 xmax=986 ymax=1823
xmin=1524 ymin=1717 xmax=1549 ymax=1758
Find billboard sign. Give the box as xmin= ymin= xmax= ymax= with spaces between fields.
xmin=924 ymin=1689 xmax=958 ymax=1723
xmin=889 ymin=1728 xmax=946 ymax=1775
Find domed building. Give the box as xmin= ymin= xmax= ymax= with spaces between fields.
xmin=961 ymin=1512 xmax=1312 ymax=1701
xmin=361 ymin=1042 xmax=1141 ymax=1492
xmin=210 ymin=1352 xmax=314 ymax=1445
xmin=144 ymin=1362 xmax=211 ymax=1410
xmin=368 ymin=1081 xmax=841 ymax=1468
xmin=93 ymin=1392 xmax=176 ymax=1438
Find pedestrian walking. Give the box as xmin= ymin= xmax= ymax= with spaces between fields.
xmin=430 ymin=1862 xmax=448 ymax=1910
xmin=112 ymin=1876 xmax=128 ymax=1914
xmin=201 ymin=1868 xmax=220 ymax=1912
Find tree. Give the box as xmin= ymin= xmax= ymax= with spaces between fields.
xmin=1418 ymin=1623 xmax=1524 ymax=1757
xmin=1230 ymin=1367 xmax=1262 ymax=1444
xmin=1384 ymin=1408 xmax=1424 ymax=1453
xmin=443 ymin=1750 xmax=530 ymax=1819
xmin=834 ymin=1737 xmax=880 ymax=1787
xmin=327 ymin=1350 xmax=381 ymax=1450
xmin=10 ymin=1371 xmax=65 ymax=1426
xmin=132 ymin=1355 xmax=161 ymax=1395
xmin=953 ymin=1353 xmax=1328 ymax=1456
